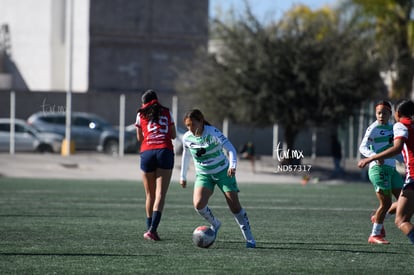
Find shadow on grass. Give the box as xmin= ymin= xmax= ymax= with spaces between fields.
xmin=217 ymin=240 xmax=405 ymax=255
xmin=0 ymin=214 xmax=105 ymax=218
xmin=0 ymin=252 xmax=150 ymax=257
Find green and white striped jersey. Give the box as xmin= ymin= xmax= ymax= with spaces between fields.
xmin=180 ymin=125 xmax=237 ymax=181
xmin=359 ymin=121 xmax=398 ymax=169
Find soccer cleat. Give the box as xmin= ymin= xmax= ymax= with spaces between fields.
xmin=368 ymin=235 xmax=390 ymax=244
xmin=143 ymin=231 xmax=160 ymax=241
xmin=246 ymin=240 xmax=256 ymax=248
xmin=370 ymin=215 xmax=386 ymax=237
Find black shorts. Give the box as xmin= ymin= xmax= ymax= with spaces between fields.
xmin=402 ymin=178 xmax=414 ymax=191
xmin=140 ymin=148 xmax=174 ymax=172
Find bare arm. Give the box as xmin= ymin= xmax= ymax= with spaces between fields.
xmin=358 ymin=139 xmax=405 ymax=168
xmin=170 ymin=124 xmax=177 ymax=139
xmin=136 ymin=127 xmax=144 ymax=142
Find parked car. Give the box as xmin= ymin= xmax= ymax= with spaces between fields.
xmin=0 ymin=118 xmax=63 ymax=153
xmin=125 ymin=124 xmax=140 ymax=152
xmin=27 ymin=112 xmax=139 ymax=155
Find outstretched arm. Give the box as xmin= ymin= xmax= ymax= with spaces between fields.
xmin=358 ymin=139 xmax=405 ymax=168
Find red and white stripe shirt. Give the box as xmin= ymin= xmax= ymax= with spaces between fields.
xmin=393 ymin=117 xmax=414 ymax=182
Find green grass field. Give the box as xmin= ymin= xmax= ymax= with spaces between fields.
xmin=1 ymin=178 xmax=414 ymax=274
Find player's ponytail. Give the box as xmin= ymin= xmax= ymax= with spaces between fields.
xmin=138 ymin=89 xmax=167 ymax=121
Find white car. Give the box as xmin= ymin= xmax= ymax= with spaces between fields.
xmin=0 ymin=118 xmax=63 ymax=153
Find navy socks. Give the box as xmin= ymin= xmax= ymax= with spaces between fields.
xmin=149 ymin=211 xmax=162 ymax=233
xmin=407 ymin=228 xmax=414 ymax=244
xmin=146 ymin=217 xmax=152 ymax=230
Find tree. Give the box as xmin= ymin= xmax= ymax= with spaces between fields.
xmin=175 ymin=4 xmax=384 ymax=161
xmin=344 ymin=0 xmax=414 ymax=98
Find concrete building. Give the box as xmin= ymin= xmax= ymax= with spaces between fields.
xmin=0 ymin=0 xmax=89 ymax=91
xmin=0 ymin=0 xmax=208 ymax=93
xmin=89 ymin=0 xmax=208 ymax=92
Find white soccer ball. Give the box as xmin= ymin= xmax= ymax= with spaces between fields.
xmin=192 ymin=225 xmax=216 ymax=248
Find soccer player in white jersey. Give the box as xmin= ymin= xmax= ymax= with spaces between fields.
xmin=359 ymin=100 xmax=403 ymax=244
xmin=179 ymin=109 xmax=256 ymax=248
xmin=359 ymin=99 xmax=414 ymax=244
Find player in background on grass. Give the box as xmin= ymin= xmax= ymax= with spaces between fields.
xmin=179 ymin=109 xmax=256 ymax=248
xmin=240 ymin=141 xmax=256 ymax=173
xmin=135 ymin=89 xmax=176 ymax=241
xmin=358 ymin=100 xmax=403 ymax=244
xmin=331 ymin=134 xmax=344 ymax=178
xmin=358 ymin=99 xmax=414 ymax=244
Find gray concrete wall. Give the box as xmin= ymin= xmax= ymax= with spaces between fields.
xmin=88 ymin=0 xmax=209 ymax=92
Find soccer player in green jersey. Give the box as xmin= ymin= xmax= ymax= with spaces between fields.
xmin=179 ymin=109 xmax=256 ymax=248
xmin=359 ymin=100 xmax=403 ymax=244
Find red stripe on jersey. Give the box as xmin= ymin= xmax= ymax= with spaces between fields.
xmin=399 ymin=118 xmax=414 ymax=180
